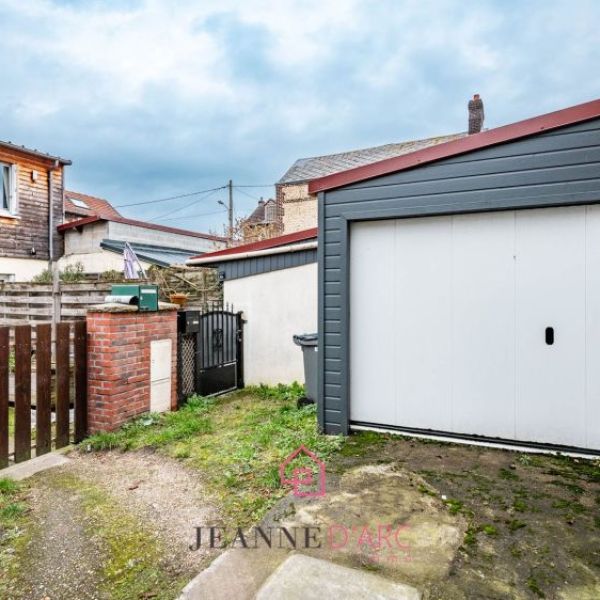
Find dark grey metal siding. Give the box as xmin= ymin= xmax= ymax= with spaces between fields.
xmin=319 ymin=118 xmax=600 ymax=435
xmin=217 ymin=248 xmax=317 ymax=281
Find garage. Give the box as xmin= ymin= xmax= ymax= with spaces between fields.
xmin=350 ymin=206 xmax=600 ymax=449
xmin=310 ymin=97 xmax=600 ymax=453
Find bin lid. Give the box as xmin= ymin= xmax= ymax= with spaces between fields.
xmin=293 ymin=333 xmax=318 ymax=347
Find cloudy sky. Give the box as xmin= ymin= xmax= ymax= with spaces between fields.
xmin=1 ymin=0 xmax=599 ymax=234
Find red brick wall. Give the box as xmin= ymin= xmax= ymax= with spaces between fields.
xmin=87 ymin=309 xmax=178 ymax=433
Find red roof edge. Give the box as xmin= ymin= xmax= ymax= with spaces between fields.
xmin=309 ymin=97 xmax=600 ymax=194
xmin=57 ymin=215 xmax=226 ymax=242
xmin=189 ymin=227 xmax=318 ymax=261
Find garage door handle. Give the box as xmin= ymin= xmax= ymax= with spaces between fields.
xmin=545 ymin=327 xmax=554 ymax=345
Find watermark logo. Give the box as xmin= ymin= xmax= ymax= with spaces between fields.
xmin=279 ymin=444 xmax=326 ymax=497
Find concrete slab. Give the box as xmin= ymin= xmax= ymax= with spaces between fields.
xmin=178 ymin=548 xmax=288 ymax=600
xmin=2 ymin=451 xmax=71 ymax=481
xmin=256 ymin=554 xmax=421 ymax=600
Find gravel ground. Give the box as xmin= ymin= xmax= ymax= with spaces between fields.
xmin=7 ymin=449 xmax=221 ymax=599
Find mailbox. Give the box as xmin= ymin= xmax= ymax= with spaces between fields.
xmin=110 ymin=284 xmax=159 ymax=311
xmin=178 ymin=310 xmax=200 ymax=334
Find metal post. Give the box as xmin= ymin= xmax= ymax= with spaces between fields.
xmin=228 ymin=179 xmax=234 ymax=245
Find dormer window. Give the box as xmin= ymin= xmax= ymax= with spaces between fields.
xmin=0 ymin=162 xmax=17 ymax=216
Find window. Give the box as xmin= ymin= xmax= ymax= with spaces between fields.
xmin=0 ymin=162 xmax=17 ymax=215
xmin=70 ymin=198 xmax=89 ymax=209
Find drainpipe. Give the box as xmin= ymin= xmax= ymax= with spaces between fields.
xmin=48 ymin=160 xmax=60 ymax=326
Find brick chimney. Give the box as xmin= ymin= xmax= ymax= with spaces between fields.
xmin=468 ymin=93 xmax=484 ymax=134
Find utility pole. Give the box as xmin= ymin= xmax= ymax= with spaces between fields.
xmin=227 ymin=179 xmax=234 ymax=245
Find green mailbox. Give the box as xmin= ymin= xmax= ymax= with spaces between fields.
xmin=110 ymin=284 xmax=159 ymax=311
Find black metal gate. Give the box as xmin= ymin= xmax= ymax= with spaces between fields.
xmin=177 ymin=305 xmax=244 ymax=403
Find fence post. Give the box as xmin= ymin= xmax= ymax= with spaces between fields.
xmin=14 ymin=325 xmax=32 ymax=463
xmin=52 ymin=267 xmax=61 ymax=329
xmin=0 ymin=327 xmax=9 ymax=468
xmin=35 ymin=324 xmax=52 ymax=456
xmin=74 ymin=321 xmax=88 ymax=442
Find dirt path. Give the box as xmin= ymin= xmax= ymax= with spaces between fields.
xmin=14 ymin=484 xmax=106 ymax=600
xmin=7 ymin=449 xmax=221 ymax=600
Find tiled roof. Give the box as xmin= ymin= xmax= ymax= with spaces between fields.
xmin=278 ymin=133 xmax=467 ymax=184
xmin=64 ymin=190 xmax=122 ymax=220
xmin=57 ymin=215 xmax=227 ymax=242
xmin=310 ymin=97 xmax=600 ymax=193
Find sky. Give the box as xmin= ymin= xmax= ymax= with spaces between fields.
xmin=1 ymin=0 xmax=599 ymax=235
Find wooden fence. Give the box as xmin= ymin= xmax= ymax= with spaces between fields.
xmin=0 ymin=322 xmax=87 ymax=468
xmin=0 ymin=282 xmax=110 ymax=326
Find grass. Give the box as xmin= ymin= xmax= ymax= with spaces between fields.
xmin=84 ymin=384 xmax=345 ymax=527
xmin=0 ymin=478 xmax=30 ymax=598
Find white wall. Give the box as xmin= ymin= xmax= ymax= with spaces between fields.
xmin=109 ymin=222 xmax=221 ymax=253
xmin=59 ymin=249 xmax=152 ymax=273
xmin=224 ymin=262 xmax=317 ymax=386
xmin=0 ymin=257 xmax=49 ymax=281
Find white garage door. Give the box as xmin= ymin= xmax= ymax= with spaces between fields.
xmin=350 ymin=205 xmax=600 ymax=450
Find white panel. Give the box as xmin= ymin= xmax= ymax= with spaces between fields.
xmin=585 ymin=205 xmax=600 ymax=449
xmin=350 ymin=220 xmax=396 ymax=424
xmin=393 ymin=216 xmax=453 ymax=431
xmin=451 ymin=212 xmax=516 ymax=438
xmin=151 ymin=339 xmax=172 ymax=382
xmin=150 ymin=339 xmax=172 ymax=413
xmin=151 ymin=379 xmax=172 ymax=413
xmin=515 ymin=206 xmax=586 ymax=447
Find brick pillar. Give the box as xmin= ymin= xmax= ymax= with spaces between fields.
xmin=86 ymin=306 xmax=178 ymax=433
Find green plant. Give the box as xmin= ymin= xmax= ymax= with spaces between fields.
xmin=31 ymin=269 xmax=52 ymax=283
xmin=59 ymin=262 xmax=86 ymax=283
xmin=100 ymin=269 xmax=125 ymax=282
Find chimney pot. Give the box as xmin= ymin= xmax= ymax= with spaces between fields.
xmin=468 ymin=94 xmax=484 ymax=134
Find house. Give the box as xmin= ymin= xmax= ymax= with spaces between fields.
xmin=312 ymin=96 xmax=600 ymax=454
xmin=58 ymin=214 xmax=226 ymax=275
xmin=187 ymin=227 xmax=317 ymax=385
xmin=64 ymin=190 xmax=122 ymax=222
xmin=277 ymin=132 xmax=467 ymax=234
xmin=0 ymin=140 xmax=71 ymax=282
xmin=240 ymin=198 xmax=283 ymax=243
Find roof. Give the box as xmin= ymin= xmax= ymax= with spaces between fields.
xmin=64 ymin=190 xmax=122 ymax=220
xmin=188 ymin=227 xmax=318 ymax=263
xmin=100 ymin=240 xmax=202 ymax=268
xmin=246 ymin=199 xmax=276 ymax=224
xmin=0 ymin=140 xmax=71 ymax=166
xmin=57 ymin=215 xmax=226 ymax=242
xmin=309 ymin=97 xmax=600 ymax=194
xmin=278 ymin=133 xmax=467 ymax=185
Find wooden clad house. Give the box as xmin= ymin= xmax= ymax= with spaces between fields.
xmin=0 ymin=140 xmax=71 ymax=281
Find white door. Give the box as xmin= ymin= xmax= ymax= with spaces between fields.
xmin=350 ymin=206 xmax=600 ymax=450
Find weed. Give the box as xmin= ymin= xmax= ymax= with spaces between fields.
xmin=463 ymin=525 xmax=478 ymax=546
xmin=445 ymin=499 xmax=463 ymax=515
xmin=482 ymin=524 xmax=498 ymax=536
xmin=549 ymin=480 xmax=585 ymax=495
xmin=513 ymin=498 xmax=528 ymax=512
xmin=418 ymin=484 xmax=438 ymax=497
xmin=526 ymin=575 xmax=545 ymax=598
xmin=499 ymin=468 xmax=519 ymax=481
xmin=508 ymin=519 xmax=527 ymax=533
xmin=551 ymin=499 xmax=586 ymax=514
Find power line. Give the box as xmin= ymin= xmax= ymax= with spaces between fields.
xmin=147 ymin=188 xmax=223 ymax=222
xmin=234 ymin=187 xmax=263 ymax=202
xmin=114 ymin=185 xmax=227 ymax=208
xmin=234 ymin=184 xmax=275 ymax=189
xmin=159 ymin=208 xmax=227 ymax=223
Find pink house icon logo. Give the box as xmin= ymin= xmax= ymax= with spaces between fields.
xmin=279 ymin=445 xmax=326 ymax=498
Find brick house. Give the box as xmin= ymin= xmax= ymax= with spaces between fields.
xmin=240 ymin=198 xmax=283 ymax=243
xmin=277 ymin=133 xmax=467 ymax=234
xmin=0 ymin=140 xmax=70 ymax=281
